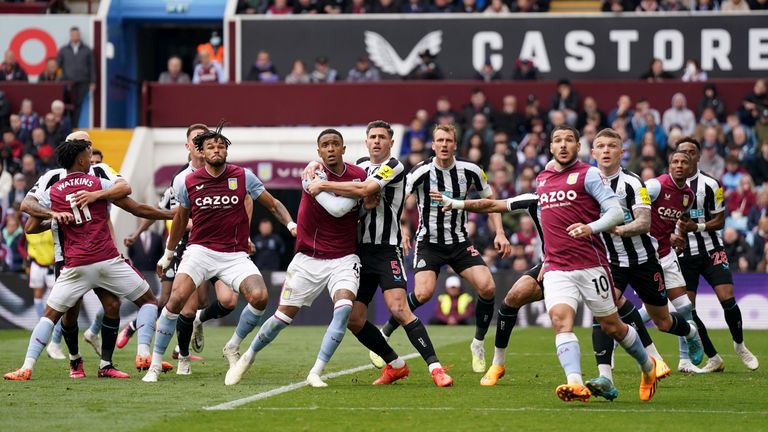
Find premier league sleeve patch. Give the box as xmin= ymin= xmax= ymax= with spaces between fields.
xmin=228 ymin=178 xmax=238 ymax=190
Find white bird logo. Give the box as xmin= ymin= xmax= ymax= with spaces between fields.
xmin=364 ymin=30 xmax=443 ymax=77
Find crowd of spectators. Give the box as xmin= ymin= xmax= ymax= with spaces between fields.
xmin=393 ymin=78 xmax=768 ymax=273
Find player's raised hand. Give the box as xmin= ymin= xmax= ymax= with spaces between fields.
xmin=51 ymin=211 xmax=74 ymax=225
xmin=494 ymin=232 xmax=512 ymax=258
xmin=301 ymin=161 xmax=323 ymax=181
xmin=567 ymin=223 xmax=592 ymax=239
xmin=306 ymin=178 xmax=325 ymax=196
xmin=123 ymin=233 xmax=138 ymax=247
xmin=70 ymin=190 xmax=99 ymax=209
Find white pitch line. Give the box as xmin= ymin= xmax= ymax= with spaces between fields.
xmin=247 ymin=406 xmax=768 ymax=415
xmin=203 ymin=352 xmax=421 ymax=411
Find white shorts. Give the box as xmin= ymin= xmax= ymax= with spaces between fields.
xmin=47 ymin=256 xmax=149 ymax=313
xmin=660 ymin=252 xmax=686 ymax=290
xmin=29 ymin=261 xmax=55 ymax=290
xmin=176 ymin=244 xmax=261 ymax=293
xmin=543 ymin=266 xmax=617 ymax=317
xmin=280 ymin=253 xmax=360 ymax=308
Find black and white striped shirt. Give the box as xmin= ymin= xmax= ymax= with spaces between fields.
xmin=601 ymin=169 xmax=659 ymax=267
xmin=506 ymin=193 xmax=544 ymax=261
xmin=357 ymin=157 xmax=406 ymax=246
xmin=681 ymin=170 xmax=724 ymax=257
xmin=406 ymin=157 xmax=492 ymax=245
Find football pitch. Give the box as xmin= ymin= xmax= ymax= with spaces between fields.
xmin=1 ymin=326 xmax=766 ymax=432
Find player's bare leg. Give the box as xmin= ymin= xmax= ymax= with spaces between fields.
xmin=305 ymin=288 xmax=356 ymax=387
xmin=460 ymin=265 xmax=497 ymax=373
xmin=118 ymin=279 xmax=172 ymax=349
xmin=4 ymin=306 xmax=66 ymax=380
xmin=222 ymin=275 xmax=269 ymax=368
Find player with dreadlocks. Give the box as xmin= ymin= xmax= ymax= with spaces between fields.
xmin=143 ymin=124 xmax=297 ymax=382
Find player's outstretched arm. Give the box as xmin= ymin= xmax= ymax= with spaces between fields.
xmin=70 ymin=179 xmax=131 ymax=208
xmin=429 ymin=192 xmax=508 ymax=213
xmin=157 ymin=205 xmax=190 ymax=276
xmin=24 ymin=216 xmax=51 ymax=234
xmin=485 ymin=186 xmax=512 ymax=258
xmin=310 ymin=178 xmax=381 ymax=199
xmin=568 ymin=168 xmax=623 ymax=239
xmin=21 ymin=195 xmax=54 ymax=219
xmin=613 ymin=207 xmax=651 ymax=237
xmin=113 ymin=197 xmax=175 ymax=221
xmin=256 ymin=191 xmax=298 ymax=237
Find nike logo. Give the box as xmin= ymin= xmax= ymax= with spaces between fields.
xmin=196 ymin=185 xmax=204 ymax=191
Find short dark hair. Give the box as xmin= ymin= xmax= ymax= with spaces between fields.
xmin=91 ymin=148 xmax=103 ymax=158
xmin=186 ymin=123 xmax=208 ymax=138
xmin=70 ymin=26 xmax=80 ymax=32
xmin=670 ymin=150 xmax=692 ymax=162
xmin=56 ymin=139 xmax=90 ymax=169
xmin=366 ymin=120 xmax=393 ymax=138
xmin=551 ymin=124 xmax=580 ymax=141
xmin=676 ymin=136 xmax=701 ymax=151
xmin=192 ymin=121 xmax=231 ymax=151
xmin=317 ymin=128 xmax=343 ymax=144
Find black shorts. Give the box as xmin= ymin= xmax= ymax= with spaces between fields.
xmin=160 ymin=240 xmax=189 ymax=282
xmin=523 ymin=263 xmax=545 ymax=292
xmin=679 ymin=248 xmax=734 ymax=292
xmin=413 ymin=240 xmax=485 ymax=275
xmin=610 ymin=261 xmax=668 ymax=307
xmin=356 ymin=244 xmax=407 ymax=306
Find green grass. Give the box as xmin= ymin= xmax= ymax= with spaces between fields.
xmin=1 ymin=326 xmax=766 ymax=432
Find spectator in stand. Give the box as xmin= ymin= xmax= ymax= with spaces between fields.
xmin=24 ymin=128 xmax=46 ymax=158
xmin=722 ymin=154 xmax=747 ymax=195
xmin=629 ymin=141 xmax=665 ymax=175
xmin=721 ymin=0 xmax=750 ymax=10
xmin=36 ymin=145 xmax=57 ymax=172
xmin=20 ymin=154 xmax=40 ymax=192
xmin=475 ymin=62 xmax=502 ymax=82
xmin=700 ymin=139 xmax=726 ymax=179
xmin=723 ymin=228 xmax=755 ymax=271
xmin=127 ymin=230 xmax=164 ymax=276
xmin=246 ymin=50 xmax=280 ymax=82
xmin=693 ymin=0 xmax=720 ymax=9
xmin=42 ymin=113 xmax=66 ymax=147
xmin=0 ymin=163 xmax=11 ymax=209
xmin=346 ymin=55 xmax=380 ymax=82
xmin=748 ymin=140 xmax=768 ymax=186
xmin=192 ymin=50 xmax=226 ymax=84
xmin=516 ymin=164 xmax=537 ymax=193
xmin=727 ymin=174 xmax=757 ymax=232
xmin=237 ymin=0 xmax=269 ymax=14
xmin=602 ymin=0 xmax=627 ymax=10
xmin=454 ymin=0 xmax=480 ymax=12
xmin=428 ymin=0 xmax=455 ymax=12
xmin=0 ymin=91 xmax=9 ymax=131
xmin=431 ymin=96 xmax=461 ymax=129
xmin=50 ymin=100 xmax=72 ymax=136
xmin=267 ymin=0 xmax=294 ymax=14
xmin=662 ymin=93 xmax=696 ymax=136
xmin=322 ymin=0 xmax=348 ymax=13
xmin=738 ymin=79 xmax=767 ymax=128
xmin=401 ymin=0 xmax=426 ymax=11
xmin=294 ymin=0 xmax=322 ymax=13
xmin=636 ymin=0 xmax=659 ymax=10
xmin=0 ymin=145 xmax=20 ymax=175
xmin=37 ymin=58 xmax=62 ymax=82
xmin=251 ymin=219 xmax=285 ymax=271
xmin=629 ymin=98 xmax=659 ymax=133
xmin=578 ymin=96 xmax=607 ymax=130
xmin=611 ymin=118 xmax=635 ymax=167
xmin=549 ymin=78 xmax=579 ymax=127
xmin=491 ymin=169 xmax=515 ymax=200
xmin=0 ymin=51 xmax=28 ymax=82
xmin=512 ymin=58 xmax=538 ymax=80
xmin=158 ymin=56 xmax=190 ymax=83
xmin=462 ymin=89 xmax=494 ymax=130
xmin=347 ymin=0 xmax=370 ymax=12
xmin=490 ymin=141 xmax=515 ymax=169
xmin=462 ymin=113 xmax=494 ymax=152
xmin=698 ymin=83 xmax=726 ymax=120
xmin=578 ymin=123 xmax=597 ymax=163
xmin=2 ymin=212 xmax=25 ymax=272
xmin=18 ymin=99 xmax=39 ymax=139
xmin=726 ymin=124 xmax=754 ymax=160
xmin=516 ymin=134 xmax=547 ymax=171
xmin=9 ymin=115 xmax=29 ymax=147
xmin=694 ymin=107 xmax=725 ymax=143
xmin=400 ymin=116 xmax=428 ymax=156
xmin=407 ymin=50 xmax=444 ymax=80
xmin=608 ymin=94 xmax=633 ymax=126
xmin=463 ymin=134 xmax=490 ymax=168
xmin=681 ymin=58 xmax=707 ymax=82
xmin=197 ymin=31 xmax=224 ymax=65
xmin=493 ymin=95 xmax=525 ymax=143
xmin=511 ymin=0 xmax=539 ymax=11
xmin=432 ymin=276 xmax=474 ymax=325
xmin=310 ymin=56 xmax=338 ymax=83
xmin=57 ymin=27 xmax=96 ymax=128
xmin=640 ymin=57 xmax=674 ymax=81
xmin=755 ymin=108 xmax=768 ymax=146
xmin=749 ymin=0 xmax=767 ymax=8
xmin=285 ymin=59 xmax=311 ymax=84
xmin=8 ymin=173 xmax=27 ymax=207
xmin=372 ymin=0 xmax=400 ymax=12
xmin=661 ymin=0 xmax=688 ymax=10
xmin=484 ymin=0 xmax=511 ymax=12
xmin=2 ymin=129 xmax=24 ymax=160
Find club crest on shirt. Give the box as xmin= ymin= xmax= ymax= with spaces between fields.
xmin=683 ymin=195 xmax=689 ymax=207
xmin=228 ymin=178 xmax=238 ymax=190
xmin=566 ymin=173 xmax=579 ymax=185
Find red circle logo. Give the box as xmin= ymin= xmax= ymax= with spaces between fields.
xmin=9 ymin=28 xmax=57 ymax=76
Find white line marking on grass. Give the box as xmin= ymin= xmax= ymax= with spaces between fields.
xmin=203 ymin=352 xmax=421 ymax=411
xmin=247 ymin=406 xmax=768 ymax=415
